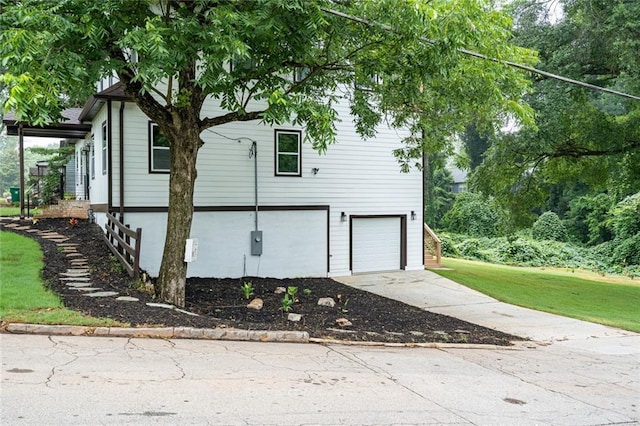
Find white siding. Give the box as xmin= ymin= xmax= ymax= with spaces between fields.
xmin=91 ymin=90 xmax=424 ymax=278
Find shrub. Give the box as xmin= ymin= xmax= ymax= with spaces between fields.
xmin=609 ymin=193 xmax=640 ymax=240
xmin=497 ymin=239 xmax=542 ymax=265
xmin=457 ymin=238 xmax=483 ymax=259
xmin=612 ymin=234 xmax=640 ymax=267
xmin=442 ymin=192 xmax=505 ymax=237
xmin=565 ymin=193 xmax=613 ymax=245
xmin=439 ymin=234 xmax=458 ymax=257
xmin=532 ymin=211 xmax=568 ymax=242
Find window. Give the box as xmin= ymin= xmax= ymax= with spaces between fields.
xmin=294 ymin=67 xmax=311 ymax=83
xmin=90 ymin=135 xmax=95 ymax=180
xmin=275 ymin=130 xmax=301 ymax=176
xmin=149 ymin=122 xmax=170 ymax=173
xmin=101 ymin=121 xmax=107 ymax=175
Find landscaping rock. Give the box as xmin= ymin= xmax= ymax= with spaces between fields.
xmin=287 ymin=313 xmax=303 ymax=322
xmin=274 ymin=287 xmax=286 ymax=294
xmin=335 ymin=318 xmax=352 ymax=327
xmin=317 ymin=297 xmax=336 ymax=307
xmin=247 ymin=298 xmax=264 ymax=310
xmin=116 ymin=296 xmax=140 ymax=302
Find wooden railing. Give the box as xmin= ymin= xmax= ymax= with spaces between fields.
xmin=102 ymin=212 xmax=142 ymax=280
xmin=424 ymin=223 xmax=442 ymax=268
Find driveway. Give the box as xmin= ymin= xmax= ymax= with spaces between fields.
xmin=2 ymin=270 xmax=638 ymax=425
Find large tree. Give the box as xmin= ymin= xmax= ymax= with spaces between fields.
xmin=1 ymin=0 xmax=533 ymax=306
xmin=472 ymin=0 xmax=640 ymax=225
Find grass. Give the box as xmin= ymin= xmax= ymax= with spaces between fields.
xmin=0 ymin=206 xmax=43 ymax=217
xmin=0 ymin=231 xmax=123 ymax=326
xmin=434 ymin=258 xmax=640 ymax=332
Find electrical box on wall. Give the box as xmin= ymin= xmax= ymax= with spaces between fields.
xmin=251 ymin=230 xmax=263 ymax=256
xmin=184 ymin=238 xmax=198 ymax=262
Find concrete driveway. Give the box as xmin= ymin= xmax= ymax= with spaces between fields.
xmin=1 ymin=270 xmax=638 ymax=425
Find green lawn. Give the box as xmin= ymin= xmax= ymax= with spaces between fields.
xmin=434 ymin=258 xmax=640 ymax=332
xmin=0 ymin=206 xmax=42 ymax=217
xmin=0 ymin=231 xmax=120 ymax=326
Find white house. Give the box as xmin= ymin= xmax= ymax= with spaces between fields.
xmin=6 ymin=79 xmax=426 ymax=279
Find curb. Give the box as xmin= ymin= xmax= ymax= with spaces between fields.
xmin=1 ymin=323 xmax=530 ymax=349
xmin=2 ymin=323 xmax=309 ymax=344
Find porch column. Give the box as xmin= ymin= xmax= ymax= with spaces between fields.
xmin=18 ymin=123 xmax=25 ymax=219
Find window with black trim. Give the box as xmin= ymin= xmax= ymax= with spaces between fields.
xmin=101 ymin=121 xmax=107 ymax=175
xmin=275 ymin=130 xmax=301 ymax=176
xmin=149 ymin=122 xmax=170 ymax=173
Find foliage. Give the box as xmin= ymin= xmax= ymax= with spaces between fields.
xmin=0 ymin=0 xmax=535 ymax=306
xmin=497 ymin=238 xmax=542 ymax=264
xmin=424 ymin=153 xmax=455 ymax=228
xmin=240 ymin=281 xmax=255 ymax=300
xmin=472 ymin=0 xmax=640 ymax=225
xmin=436 ymin=258 xmax=640 ymax=332
xmin=531 ymin=211 xmax=567 ymax=242
xmin=564 ymin=193 xmax=614 ymax=245
xmin=442 ymin=192 xmax=506 ymax=237
xmin=608 ymin=193 xmax=640 ymax=241
xmin=612 ymin=234 xmax=640 ymax=269
xmin=27 ymin=145 xmax=75 ymax=205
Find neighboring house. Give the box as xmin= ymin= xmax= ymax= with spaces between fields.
xmin=449 ymin=167 xmax=468 ymax=194
xmin=5 ymin=78 xmax=425 ymax=279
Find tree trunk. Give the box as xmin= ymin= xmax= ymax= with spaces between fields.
xmin=156 ymin=119 xmax=201 ymax=307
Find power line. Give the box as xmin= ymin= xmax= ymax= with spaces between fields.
xmin=320 ymin=7 xmax=640 ymax=102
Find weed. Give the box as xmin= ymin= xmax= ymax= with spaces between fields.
xmin=302 ymin=288 xmax=312 ymax=296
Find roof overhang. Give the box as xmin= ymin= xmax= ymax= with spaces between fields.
xmin=79 ymin=81 xmax=132 ymax=122
xmin=3 ymin=108 xmax=92 ymax=139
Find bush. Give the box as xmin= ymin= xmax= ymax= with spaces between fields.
xmin=612 ymin=234 xmax=640 ymax=267
xmin=442 ymin=192 xmax=505 ymax=237
xmin=439 ymin=234 xmax=458 ymax=257
xmin=457 ymin=238 xmax=483 ymax=258
xmin=609 ymin=193 xmax=640 ymax=240
xmin=532 ymin=211 xmax=568 ymax=242
xmin=497 ymin=239 xmax=543 ymax=265
xmin=565 ymin=193 xmax=613 ymax=245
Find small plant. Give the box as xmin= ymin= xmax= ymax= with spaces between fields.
xmin=240 ymin=281 xmax=255 ymax=300
xmin=286 ymin=286 xmax=299 ymax=302
xmin=302 ymin=288 xmax=312 ymax=296
xmin=281 ymin=293 xmax=294 ymax=312
xmin=69 ymin=218 xmax=78 ymax=226
xmin=336 ymin=293 xmax=349 ymax=312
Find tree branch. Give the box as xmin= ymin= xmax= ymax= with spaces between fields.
xmin=199 ymin=110 xmax=265 ymax=131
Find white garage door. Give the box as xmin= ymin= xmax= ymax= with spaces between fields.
xmin=352 ymin=217 xmax=401 ymax=273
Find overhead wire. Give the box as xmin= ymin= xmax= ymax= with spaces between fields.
xmin=320 ymin=7 xmax=640 ymax=102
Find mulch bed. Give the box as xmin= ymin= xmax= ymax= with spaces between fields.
xmin=1 ymin=218 xmax=522 ymax=346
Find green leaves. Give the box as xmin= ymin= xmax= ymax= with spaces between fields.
xmin=1 ymin=0 xmax=533 ymax=159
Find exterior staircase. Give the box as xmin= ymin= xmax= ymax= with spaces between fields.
xmin=424 ymin=223 xmax=442 ymax=268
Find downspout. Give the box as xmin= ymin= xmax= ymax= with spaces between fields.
xmin=119 ymin=101 xmax=125 ymax=221
xmin=251 ymin=141 xmax=258 ymax=231
xmin=107 ymin=100 xmax=113 ymax=213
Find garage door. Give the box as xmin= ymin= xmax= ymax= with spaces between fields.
xmin=352 ymin=217 xmax=401 ymax=273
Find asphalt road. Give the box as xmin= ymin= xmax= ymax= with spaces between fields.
xmin=1 ymin=333 xmax=638 ymax=425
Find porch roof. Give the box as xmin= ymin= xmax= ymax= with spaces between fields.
xmin=3 ymin=108 xmax=91 ymax=139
